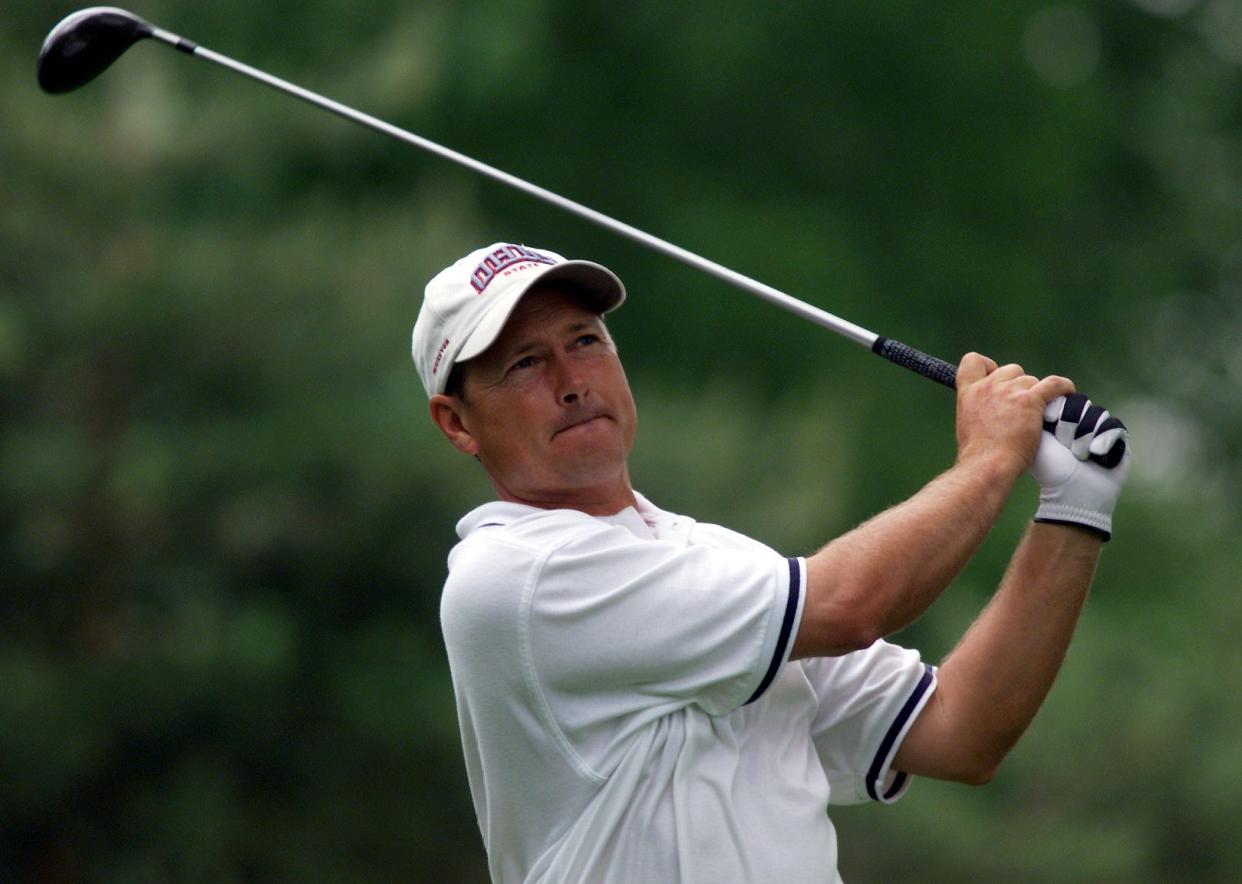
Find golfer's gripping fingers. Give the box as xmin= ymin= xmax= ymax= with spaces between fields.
xmin=1042 ymin=394 xmax=1129 ymax=468
xmin=987 ymin=362 xmax=1029 ymax=383
xmin=1031 ymin=395 xmax=1131 ymax=539
xmin=955 ymin=352 xmax=997 ymax=386
xmin=955 ymin=357 xmax=1064 ymax=472
xmin=1031 ymin=373 xmax=1076 ymax=404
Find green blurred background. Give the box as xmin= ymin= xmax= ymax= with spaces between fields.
xmin=3 ymin=0 xmax=1240 ymax=880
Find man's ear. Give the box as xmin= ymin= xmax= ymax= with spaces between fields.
xmin=429 ymin=394 xmax=480 ymax=457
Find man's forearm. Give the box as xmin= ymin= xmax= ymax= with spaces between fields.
xmin=894 ymin=522 xmax=1101 ymax=782
xmin=794 ymin=452 xmax=1019 ymax=658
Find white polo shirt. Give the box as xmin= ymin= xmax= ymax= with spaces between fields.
xmin=440 ymin=492 xmax=936 ymax=884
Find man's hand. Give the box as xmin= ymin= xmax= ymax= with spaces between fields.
xmin=955 ymin=353 xmax=1076 ymax=478
xmin=1029 ymin=394 xmax=1131 ymax=541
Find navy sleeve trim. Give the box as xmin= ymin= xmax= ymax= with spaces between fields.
xmin=866 ymin=663 xmax=934 ymax=801
xmin=744 ymin=557 xmax=801 ymax=705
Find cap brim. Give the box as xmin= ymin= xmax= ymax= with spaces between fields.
xmin=455 ymin=260 xmax=626 ymax=364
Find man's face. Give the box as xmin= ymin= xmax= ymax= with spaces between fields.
xmin=440 ymin=283 xmax=638 ymax=511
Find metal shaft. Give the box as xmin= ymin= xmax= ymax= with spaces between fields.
xmin=114 ymin=18 xmax=954 ymax=388
xmin=151 ymin=32 xmax=880 ymax=350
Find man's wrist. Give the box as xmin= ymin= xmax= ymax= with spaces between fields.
xmin=1032 ymin=515 xmax=1110 ymax=543
xmin=1028 ymin=518 xmax=1107 ymax=546
xmin=1033 ymin=497 xmax=1112 ymax=539
xmin=955 ymin=446 xmax=1026 ymax=488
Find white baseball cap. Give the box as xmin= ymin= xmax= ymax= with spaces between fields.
xmin=412 ymin=243 xmax=626 ymax=397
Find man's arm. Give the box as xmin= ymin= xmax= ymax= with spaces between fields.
xmin=791 ymin=354 xmax=1073 ymax=658
xmin=892 ymin=521 xmax=1100 ymax=784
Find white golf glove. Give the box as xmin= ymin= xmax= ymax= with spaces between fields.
xmin=1028 ymin=393 xmax=1131 ymax=541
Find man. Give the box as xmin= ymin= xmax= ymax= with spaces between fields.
xmin=412 ymin=242 xmax=1130 ymax=883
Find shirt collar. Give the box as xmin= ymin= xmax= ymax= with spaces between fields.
xmin=455 ymin=491 xmax=691 ymax=542
xmin=455 ymin=501 xmax=540 ymax=539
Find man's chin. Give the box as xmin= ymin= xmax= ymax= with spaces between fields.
xmin=549 ymin=441 xmax=628 ymax=481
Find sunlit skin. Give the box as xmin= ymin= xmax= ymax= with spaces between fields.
xmin=429 ymin=284 xmax=638 ymax=515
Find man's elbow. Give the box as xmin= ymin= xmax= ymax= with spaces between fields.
xmin=943 ymin=744 xmax=1008 ymax=786
xmin=910 ymin=729 xmax=1007 ymax=786
xmin=954 ymin=759 xmax=1001 ymax=787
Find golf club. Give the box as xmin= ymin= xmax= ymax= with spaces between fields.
xmin=37 ymin=6 xmax=962 ymax=390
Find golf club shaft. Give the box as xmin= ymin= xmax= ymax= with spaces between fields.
xmin=152 ymin=31 xmax=959 ymax=389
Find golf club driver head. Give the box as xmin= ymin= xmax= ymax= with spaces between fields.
xmin=38 ymin=7 xmax=155 ymax=94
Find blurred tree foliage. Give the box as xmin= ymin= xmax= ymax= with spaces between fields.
xmin=3 ymin=0 xmax=1241 ymax=880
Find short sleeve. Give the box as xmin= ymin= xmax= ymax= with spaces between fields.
xmin=524 ymin=523 xmax=803 ymax=718
xmin=801 ymin=642 xmax=936 ymax=805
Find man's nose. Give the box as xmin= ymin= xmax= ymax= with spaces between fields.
xmin=555 ymin=357 xmax=587 ymax=405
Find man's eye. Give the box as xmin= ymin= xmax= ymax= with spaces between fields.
xmin=509 ymin=356 xmax=535 ymax=372
xmin=577 ymin=334 xmax=599 ymax=346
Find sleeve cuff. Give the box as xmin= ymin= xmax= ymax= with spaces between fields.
xmin=865 ymin=663 xmax=937 ymax=803
xmin=743 ymin=557 xmax=805 ymax=705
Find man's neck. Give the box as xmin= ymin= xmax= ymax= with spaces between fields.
xmin=492 ymin=479 xmax=637 ymax=517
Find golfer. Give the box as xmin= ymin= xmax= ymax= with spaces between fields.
xmin=413 ymin=243 xmax=1130 ymax=883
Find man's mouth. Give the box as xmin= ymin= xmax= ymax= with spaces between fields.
xmin=552 ymin=412 xmax=609 ymax=438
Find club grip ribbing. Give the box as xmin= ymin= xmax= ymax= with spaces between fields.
xmin=871 ymin=337 xmax=958 ymax=389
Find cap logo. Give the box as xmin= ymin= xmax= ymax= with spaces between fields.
xmin=469 ymin=244 xmax=557 ymax=294
xmin=431 ymin=337 xmax=451 ymax=376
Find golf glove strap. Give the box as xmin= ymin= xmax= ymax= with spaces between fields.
xmin=1028 ymin=393 xmax=1131 ymax=541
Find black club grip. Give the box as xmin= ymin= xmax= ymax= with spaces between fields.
xmin=872 ymin=337 xmax=958 ymax=389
